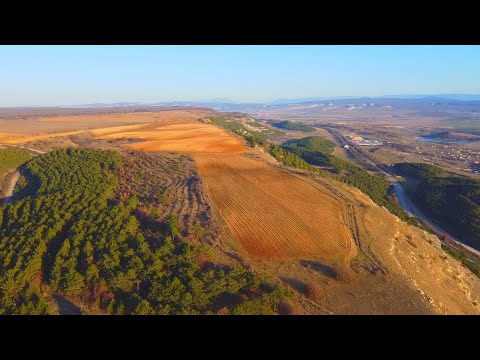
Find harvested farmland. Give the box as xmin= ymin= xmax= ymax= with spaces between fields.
xmin=99 ymin=118 xmax=355 ymax=259
xmin=193 ymin=154 xmax=355 ymax=259
xmin=95 ymin=121 xmax=247 ymax=154
xmin=0 ymin=109 xmax=215 ymax=141
xmin=4 ymin=130 xmax=86 ymax=144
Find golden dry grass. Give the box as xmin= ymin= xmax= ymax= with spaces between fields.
xmin=95 ymin=121 xmax=247 ymax=154
xmin=3 ymin=124 xmax=156 ymax=145
xmin=360 ymin=201 xmax=480 ymax=314
xmin=89 ymin=123 xmax=153 ymax=136
xmin=193 ymin=154 xmax=355 ymax=259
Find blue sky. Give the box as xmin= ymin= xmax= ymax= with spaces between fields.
xmin=1 ymin=45 xmax=480 ymax=106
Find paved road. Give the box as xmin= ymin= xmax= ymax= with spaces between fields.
xmin=388 ymin=175 xmax=480 ymax=257
xmin=324 ymin=127 xmax=480 ymax=258
xmin=390 ymin=180 xmax=416 ymax=217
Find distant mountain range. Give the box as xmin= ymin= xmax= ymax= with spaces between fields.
xmin=59 ymin=102 xmax=144 ymax=108
xmin=379 ymin=94 xmax=480 ymax=101
xmin=267 ymin=94 xmax=480 ymax=106
xmin=266 ymin=96 xmax=364 ymax=105
xmin=54 ymin=94 xmax=480 ymax=111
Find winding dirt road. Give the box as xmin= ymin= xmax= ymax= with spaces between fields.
xmin=1 ymin=144 xmax=45 ymax=204
xmin=3 ymin=171 xmax=20 ymax=204
xmin=0 ymin=144 xmax=45 ymax=155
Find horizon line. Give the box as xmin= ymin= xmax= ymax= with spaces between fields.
xmin=3 ymin=93 xmax=480 ymax=108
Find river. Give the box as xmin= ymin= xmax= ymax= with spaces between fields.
xmin=417 ymin=136 xmax=480 ymax=144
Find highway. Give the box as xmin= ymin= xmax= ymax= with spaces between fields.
xmin=324 ymin=127 xmax=480 ymax=259
xmin=388 ymin=175 xmax=480 ymax=257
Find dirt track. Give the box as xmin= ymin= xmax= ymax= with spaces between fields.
xmin=2 ymin=171 xmax=19 ymax=204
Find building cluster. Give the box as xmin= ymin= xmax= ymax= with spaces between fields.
xmin=415 ymin=144 xmax=480 ymax=163
xmin=346 ymin=133 xmax=383 ymax=146
xmin=413 ymin=143 xmax=480 ymax=176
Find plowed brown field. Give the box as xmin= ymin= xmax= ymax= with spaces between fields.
xmin=193 ymin=154 xmax=355 ymax=259
xmin=95 ymin=121 xmax=247 ymax=154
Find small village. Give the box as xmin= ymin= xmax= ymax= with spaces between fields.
xmin=345 ymin=133 xmax=383 ymax=146
xmin=413 ymin=143 xmax=480 ymax=175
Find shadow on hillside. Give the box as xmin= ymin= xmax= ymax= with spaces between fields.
xmin=299 ymin=260 xmax=337 ymax=278
xmin=52 ymin=295 xmax=82 ymax=315
xmin=280 ymin=276 xmax=308 ymax=294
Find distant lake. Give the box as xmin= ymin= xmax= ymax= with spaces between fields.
xmin=417 ymin=136 xmax=480 ymax=144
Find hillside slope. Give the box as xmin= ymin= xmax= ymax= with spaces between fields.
xmin=263 ymin=169 xmax=480 ymax=314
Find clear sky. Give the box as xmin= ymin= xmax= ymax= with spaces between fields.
xmin=1 ymin=45 xmax=480 ymax=106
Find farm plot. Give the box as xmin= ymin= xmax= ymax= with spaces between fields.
xmin=95 ymin=121 xmax=247 ymax=154
xmin=0 ymin=109 xmax=215 ymax=143
xmin=193 ymin=153 xmax=355 ymax=259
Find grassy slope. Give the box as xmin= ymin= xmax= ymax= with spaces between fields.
xmin=0 ymin=148 xmax=32 ymax=176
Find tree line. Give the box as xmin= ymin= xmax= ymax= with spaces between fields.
xmin=270 ymin=145 xmax=324 ymax=173
xmin=200 ymin=116 xmax=269 ymax=147
xmin=271 ymin=121 xmax=316 ymax=132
